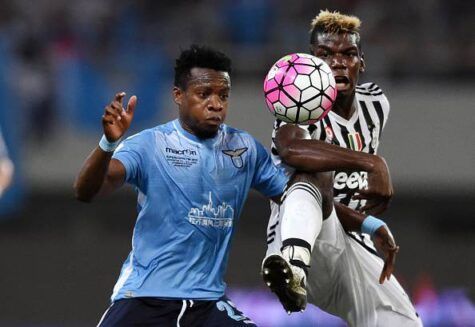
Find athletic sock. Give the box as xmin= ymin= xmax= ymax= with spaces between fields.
xmin=280 ymin=182 xmax=323 ymax=268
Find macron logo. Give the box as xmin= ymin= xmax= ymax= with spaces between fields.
xmin=166 ymin=147 xmax=197 ymax=156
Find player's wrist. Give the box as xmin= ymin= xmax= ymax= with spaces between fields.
xmin=361 ymin=215 xmax=386 ymax=236
xmin=99 ymin=134 xmax=122 ymax=152
xmin=364 ymin=154 xmax=382 ymax=172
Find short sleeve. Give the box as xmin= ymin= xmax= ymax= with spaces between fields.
xmin=251 ymin=138 xmax=288 ymax=197
xmin=112 ymin=133 xmax=147 ymax=187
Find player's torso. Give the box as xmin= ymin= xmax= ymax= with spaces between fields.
xmin=113 ymin=121 xmax=259 ymax=300
xmin=144 ymin=121 xmax=256 ymax=240
xmin=271 ymin=83 xmax=390 ymax=211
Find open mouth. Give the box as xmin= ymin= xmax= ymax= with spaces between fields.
xmin=334 ymin=76 xmax=350 ymax=90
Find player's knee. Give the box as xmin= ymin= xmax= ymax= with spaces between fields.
xmin=288 ymin=171 xmax=333 ymax=216
xmin=289 ymin=172 xmax=332 ymax=201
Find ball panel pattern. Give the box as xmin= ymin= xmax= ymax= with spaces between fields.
xmin=264 ymin=53 xmax=337 ymax=124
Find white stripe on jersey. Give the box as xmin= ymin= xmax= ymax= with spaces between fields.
xmin=111 ymin=254 xmax=134 ymax=300
xmin=270 ymin=82 xmax=390 ymax=211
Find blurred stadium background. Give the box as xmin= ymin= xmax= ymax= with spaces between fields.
xmin=0 ymin=0 xmax=474 ymax=326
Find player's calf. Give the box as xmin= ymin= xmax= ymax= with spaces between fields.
xmin=263 ymin=173 xmax=333 ymax=313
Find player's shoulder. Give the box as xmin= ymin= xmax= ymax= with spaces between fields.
xmin=154 ymin=120 xmax=178 ymax=134
xmin=222 ymin=124 xmax=252 ymax=139
xmin=356 ymin=82 xmax=390 ymax=111
xmin=222 ymin=124 xmax=261 ymax=149
xmin=120 ymin=121 xmax=172 ymax=147
xmin=356 ymin=82 xmax=386 ymax=97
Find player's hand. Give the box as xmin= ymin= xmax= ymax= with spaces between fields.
xmin=373 ymin=225 xmax=399 ymax=284
xmin=353 ymin=156 xmax=393 ymax=215
xmin=102 ymin=92 xmax=137 ymax=142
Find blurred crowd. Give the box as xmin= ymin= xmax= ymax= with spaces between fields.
xmin=0 ymin=0 xmax=472 ymax=142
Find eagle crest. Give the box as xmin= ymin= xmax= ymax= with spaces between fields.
xmin=222 ymin=148 xmax=248 ymax=168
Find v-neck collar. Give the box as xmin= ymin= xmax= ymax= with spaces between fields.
xmin=328 ymin=103 xmax=360 ymax=126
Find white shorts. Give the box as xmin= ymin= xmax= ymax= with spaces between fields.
xmin=266 ymin=203 xmax=423 ymax=327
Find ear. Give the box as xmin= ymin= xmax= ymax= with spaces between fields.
xmin=173 ymin=86 xmax=183 ymax=106
xmin=309 ymin=44 xmax=317 ymax=56
xmin=359 ymin=52 xmax=366 ymax=73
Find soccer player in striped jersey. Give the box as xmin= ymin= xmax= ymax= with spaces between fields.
xmin=263 ymin=11 xmax=422 ymax=326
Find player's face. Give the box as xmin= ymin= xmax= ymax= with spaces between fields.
xmin=311 ymin=32 xmax=365 ymax=97
xmin=174 ymin=68 xmax=230 ymax=138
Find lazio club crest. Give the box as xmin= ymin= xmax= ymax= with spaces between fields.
xmin=222 ymin=148 xmax=248 ymax=168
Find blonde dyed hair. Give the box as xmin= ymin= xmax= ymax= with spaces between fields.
xmin=309 ymin=10 xmax=362 ymax=45
xmin=310 ymin=10 xmax=361 ymax=34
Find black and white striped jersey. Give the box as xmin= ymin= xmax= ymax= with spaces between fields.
xmin=270 ymin=82 xmax=390 ymax=210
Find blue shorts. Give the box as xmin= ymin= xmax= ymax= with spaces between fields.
xmin=98 ymin=295 xmax=257 ymax=327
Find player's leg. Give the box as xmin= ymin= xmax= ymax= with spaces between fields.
xmin=196 ymin=296 xmax=257 ymax=327
xmin=262 ymin=171 xmax=334 ymax=312
xmin=348 ymin=234 xmax=423 ymax=326
xmin=97 ymin=298 xmax=182 ymax=326
xmin=280 ymin=171 xmax=334 ymax=265
xmin=265 ymin=201 xmax=282 ymax=257
xmin=303 ymin=210 xmax=423 ymax=327
xmin=375 ymin=308 xmax=423 ymax=327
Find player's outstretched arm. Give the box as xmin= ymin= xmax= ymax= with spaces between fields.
xmin=74 ymin=92 xmax=137 ymax=202
xmin=335 ymin=202 xmax=399 ymax=284
xmin=275 ymin=124 xmax=393 ymax=214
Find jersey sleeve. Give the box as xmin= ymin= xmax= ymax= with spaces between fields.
xmin=380 ymin=93 xmax=390 ymax=129
xmin=251 ymin=138 xmax=288 ymax=198
xmin=112 ymin=132 xmax=148 ymax=187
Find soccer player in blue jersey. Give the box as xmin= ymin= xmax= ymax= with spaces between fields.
xmin=74 ymin=45 xmax=289 ymax=326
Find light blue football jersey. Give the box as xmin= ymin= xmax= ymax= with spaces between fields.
xmin=111 ymin=119 xmax=287 ymax=301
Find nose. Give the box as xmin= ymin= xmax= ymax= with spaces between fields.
xmin=208 ymin=94 xmax=223 ymax=111
xmin=330 ymin=54 xmax=346 ymax=69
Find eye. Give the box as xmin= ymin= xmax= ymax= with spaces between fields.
xmin=197 ymin=91 xmax=208 ymax=99
xmin=220 ymin=93 xmax=229 ymax=101
xmin=318 ymin=51 xmax=329 ymax=59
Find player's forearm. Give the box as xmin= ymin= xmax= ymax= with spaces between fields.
xmin=334 ymin=201 xmax=366 ymax=232
xmin=74 ymin=147 xmax=113 ymax=202
xmin=278 ymin=139 xmax=378 ymax=173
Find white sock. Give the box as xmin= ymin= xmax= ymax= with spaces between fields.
xmin=280 ymin=182 xmax=323 ymax=266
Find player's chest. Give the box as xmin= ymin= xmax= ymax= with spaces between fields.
xmin=319 ymin=120 xmax=381 ymax=153
xmin=159 ymin=144 xmax=251 ymax=183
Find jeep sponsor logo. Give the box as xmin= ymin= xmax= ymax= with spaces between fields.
xmin=165 ymin=147 xmax=197 ymax=156
xmin=334 ymin=171 xmax=368 ymax=190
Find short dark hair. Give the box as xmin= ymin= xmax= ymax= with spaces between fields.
xmin=174 ymin=45 xmax=232 ymax=89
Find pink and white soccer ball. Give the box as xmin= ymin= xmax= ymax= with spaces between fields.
xmin=264 ymin=53 xmax=337 ymax=124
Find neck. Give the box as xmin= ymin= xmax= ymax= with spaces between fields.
xmin=178 ymin=118 xmax=217 ymax=140
xmin=332 ymin=93 xmax=357 ymax=120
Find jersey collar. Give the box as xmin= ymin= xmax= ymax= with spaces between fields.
xmin=173 ymin=119 xmax=222 ymax=146
xmin=328 ymin=104 xmax=360 ymax=126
